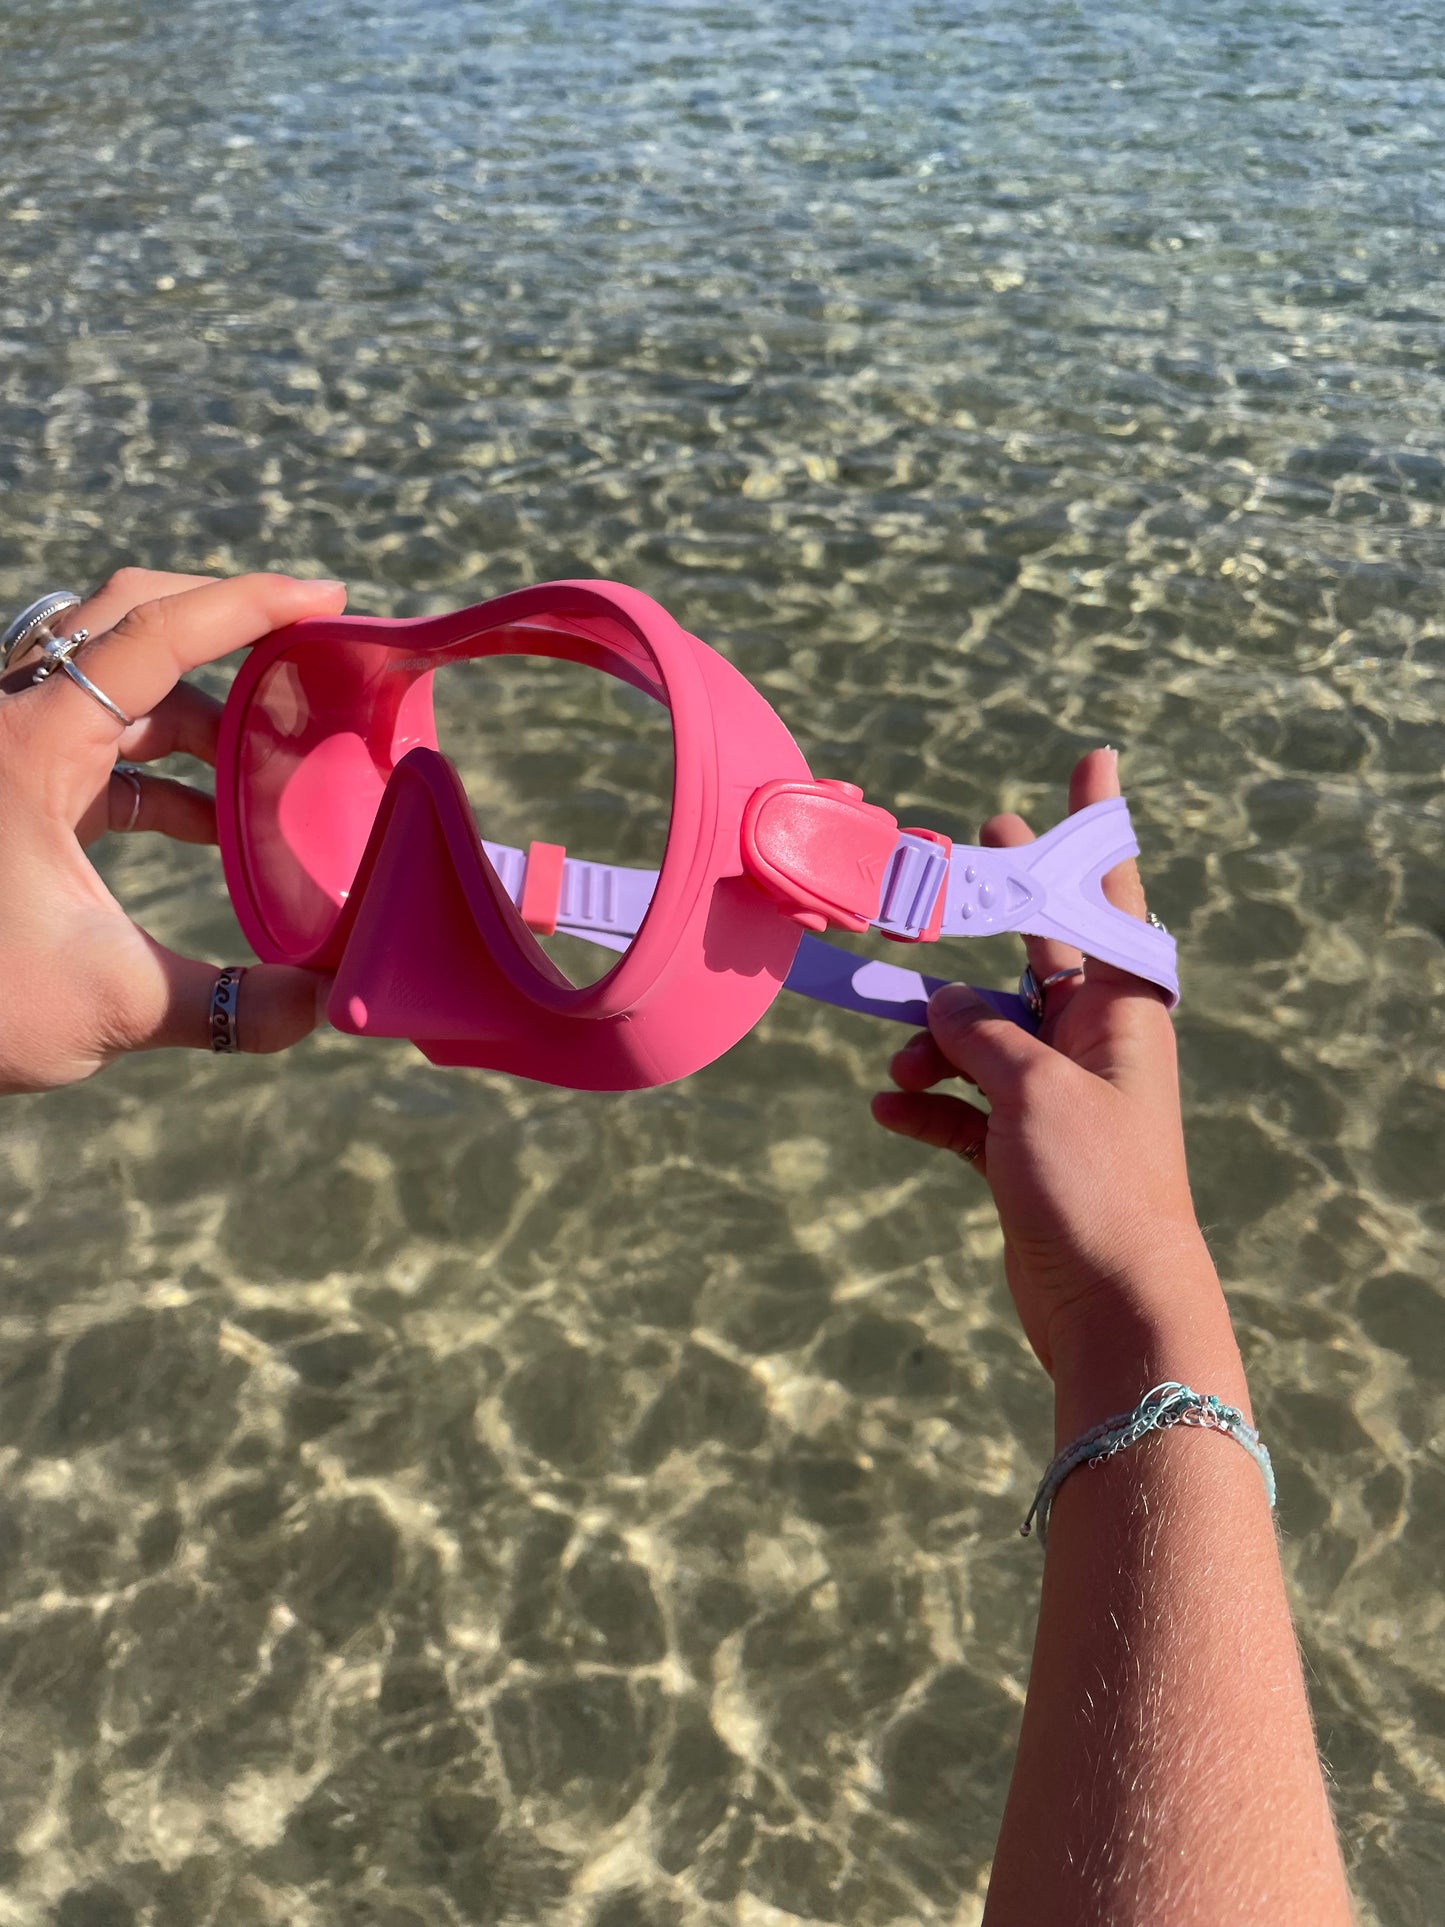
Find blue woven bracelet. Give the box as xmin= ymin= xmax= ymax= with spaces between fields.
xmin=1021 ymin=1381 xmax=1276 ymax=1547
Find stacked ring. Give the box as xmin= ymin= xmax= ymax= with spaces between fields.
xmin=113 ymin=763 xmax=143 ymax=834
xmin=1 ymin=590 xmax=135 ymax=727
xmin=0 ymin=591 xmax=82 ymax=672
xmin=1017 ymin=963 xmax=1086 ymax=1024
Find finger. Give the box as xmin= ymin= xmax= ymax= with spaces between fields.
xmin=1068 ymin=746 xmax=1148 ymax=919
xmin=978 ymin=809 xmax=1083 ymax=1004
xmin=117 ymin=681 xmax=224 ymax=768
xmin=1062 ymin=746 xmax=1173 ymax=1024
xmin=1055 ymin=751 xmax=1179 ymax=1063
xmin=104 ymin=769 xmax=217 ymax=845
xmin=115 ymin=937 xmax=332 ymax=1056
xmin=889 ymin=1029 xmax=975 ymax=1093
xmin=41 ymin=574 xmax=348 ymax=754
xmin=71 ymin=567 xmax=218 ymax=639
xmin=926 ymin=982 xmax=1055 ymax=1103
xmin=871 ymin=1088 xmax=990 ymax=1170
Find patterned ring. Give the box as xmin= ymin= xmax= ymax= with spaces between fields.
xmin=209 ymin=966 xmax=246 ymax=1054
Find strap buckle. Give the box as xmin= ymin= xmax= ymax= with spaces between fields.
xmin=741 ymin=778 xmax=900 ymax=933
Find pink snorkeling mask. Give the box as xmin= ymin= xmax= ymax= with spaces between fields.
xmin=217 ymin=580 xmax=1178 ymax=1090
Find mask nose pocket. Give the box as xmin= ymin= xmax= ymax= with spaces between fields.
xmin=327 ymin=749 xmax=572 ymax=1045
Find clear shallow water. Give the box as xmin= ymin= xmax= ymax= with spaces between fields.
xmin=2 ymin=1 xmax=1444 ymax=1921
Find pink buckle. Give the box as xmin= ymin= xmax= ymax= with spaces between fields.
xmin=881 ymin=827 xmax=953 ymax=943
xmin=519 ymin=840 xmax=566 ymax=935
xmin=741 ymin=779 xmax=899 ymax=933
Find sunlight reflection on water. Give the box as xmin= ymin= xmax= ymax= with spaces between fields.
xmin=1 ymin=2 xmax=1443 ymax=1922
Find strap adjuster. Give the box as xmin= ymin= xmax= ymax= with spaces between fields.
xmin=741 ymin=778 xmax=900 ymax=933
xmin=519 ymin=840 xmax=566 ymax=935
xmin=877 ymin=828 xmax=952 ymax=942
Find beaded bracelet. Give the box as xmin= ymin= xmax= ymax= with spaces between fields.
xmin=1021 ymin=1381 xmax=1276 ymax=1547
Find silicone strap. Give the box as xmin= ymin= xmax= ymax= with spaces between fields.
xmin=482 ymin=840 xmax=1034 ymax=1028
xmin=482 ymin=842 xmax=656 ymax=942
xmin=783 ymin=936 xmax=1033 ymax=1028
xmin=482 ymin=791 xmax=1176 ymax=1020
xmin=866 ymin=802 xmax=1176 ymax=1004
xmin=935 ymin=799 xmax=1177 ymax=1001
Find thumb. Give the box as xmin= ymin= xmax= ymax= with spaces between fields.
xmin=927 ymin=983 xmax=1054 ymax=1101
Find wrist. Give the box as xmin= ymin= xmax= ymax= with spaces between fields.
xmin=1045 ymin=1246 xmax=1248 ymax=1448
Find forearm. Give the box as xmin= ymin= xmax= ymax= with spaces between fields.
xmin=985 ymin=1267 xmax=1353 ymax=1927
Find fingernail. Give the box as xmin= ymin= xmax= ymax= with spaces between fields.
xmin=929 ymin=982 xmax=985 ymax=1022
xmin=304 ymin=578 xmax=347 ymax=593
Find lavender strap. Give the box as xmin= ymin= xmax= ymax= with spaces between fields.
xmin=936 ymin=800 xmax=1177 ymax=1003
xmin=481 ymin=792 xmax=1176 ymax=1032
xmin=482 ymin=839 xmax=1023 ymax=1027
xmin=482 ymin=842 xmax=656 ymax=938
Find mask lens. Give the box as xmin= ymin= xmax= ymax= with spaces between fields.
xmin=234 ymin=623 xmax=673 ymax=982
xmin=431 ymin=648 xmax=672 ymax=986
xmin=237 ymin=638 xmax=425 ymax=953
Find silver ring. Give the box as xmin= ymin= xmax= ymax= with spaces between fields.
xmin=1146 ymin=910 xmax=1169 ymax=933
xmin=960 ymin=1137 xmax=984 ymax=1165
xmin=113 ymin=762 xmax=143 ymax=833
xmin=1 ymin=590 xmax=82 ymax=673
xmin=58 ymin=653 xmax=134 ymax=728
xmin=1018 ymin=963 xmax=1086 ymax=1023
xmin=209 ymin=966 xmax=246 ymax=1054
xmin=27 ymin=628 xmax=136 ymax=729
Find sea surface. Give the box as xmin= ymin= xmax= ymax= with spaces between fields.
xmin=2 ymin=2 xmax=1443 ymax=1922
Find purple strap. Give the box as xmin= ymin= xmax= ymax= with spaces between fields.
xmin=783 ymin=936 xmax=1033 ymax=1029
xmin=481 ymin=792 xmax=1175 ymax=1032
